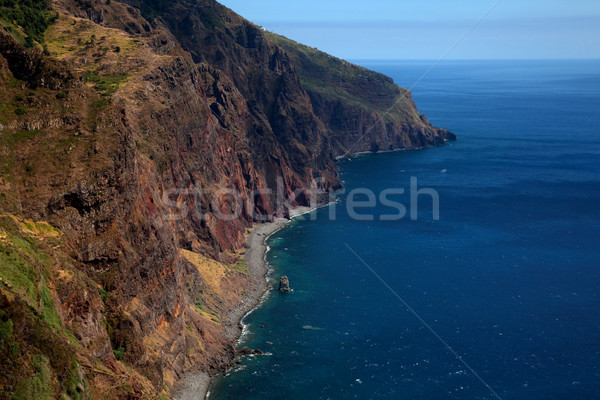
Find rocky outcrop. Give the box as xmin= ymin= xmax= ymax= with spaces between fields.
xmin=0 ymin=29 xmax=75 ymax=90
xmin=279 ymin=276 xmax=292 ymax=292
xmin=236 ymin=346 xmax=263 ymax=356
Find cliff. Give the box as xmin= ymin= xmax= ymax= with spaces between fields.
xmin=0 ymin=0 xmax=454 ymax=398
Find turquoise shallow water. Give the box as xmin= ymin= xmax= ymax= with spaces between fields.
xmin=209 ymin=60 xmax=600 ymax=400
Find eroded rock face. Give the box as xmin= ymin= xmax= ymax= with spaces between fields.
xmin=0 ymin=30 xmax=76 ymax=90
xmin=279 ymin=276 xmax=292 ymax=292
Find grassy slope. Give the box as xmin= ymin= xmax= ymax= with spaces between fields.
xmin=0 ymin=215 xmax=86 ymax=400
xmin=0 ymin=0 xmax=57 ymax=47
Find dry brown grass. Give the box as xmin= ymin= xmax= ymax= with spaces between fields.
xmin=45 ymin=15 xmax=137 ymax=65
xmin=179 ymin=249 xmax=227 ymax=296
xmin=45 ymin=13 xmax=173 ymax=99
xmin=20 ymin=219 xmax=61 ymax=238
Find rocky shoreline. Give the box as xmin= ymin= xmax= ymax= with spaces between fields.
xmin=221 ymin=217 xmax=292 ymax=343
xmin=175 ymin=207 xmax=315 ymax=399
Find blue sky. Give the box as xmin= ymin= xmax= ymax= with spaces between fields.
xmin=218 ymin=0 xmax=600 ymax=59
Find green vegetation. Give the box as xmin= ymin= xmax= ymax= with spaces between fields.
xmin=136 ymin=0 xmax=224 ymax=30
xmin=194 ymin=297 xmax=221 ymax=324
xmin=21 ymin=220 xmax=60 ymax=237
xmin=87 ymin=99 xmax=109 ymax=131
xmin=113 ymin=347 xmax=125 ymax=360
xmin=0 ymin=0 xmax=58 ymax=46
xmin=98 ymin=287 xmax=109 ymax=301
xmin=90 ymin=99 xmax=109 ymax=109
xmin=0 ymin=309 xmax=13 ymax=341
xmin=7 ymin=129 xmax=38 ymax=146
xmin=0 ymin=290 xmax=86 ymax=398
xmin=12 ymin=354 xmax=53 ymax=400
xmin=105 ymin=316 xmax=118 ymax=339
xmin=66 ymin=361 xmax=86 ymax=400
xmin=84 ymin=72 xmax=129 ymax=96
xmin=0 ymin=126 xmax=40 ymax=186
xmin=134 ymin=0 xmax=173 ymax=22
xmin=194 ymin=297 xmax=205 ymax=311
xmin=41 ymin=283 xmax=62 ymax=332
xmin=196 ymin=5 xmax=224 ymax=30
xmin=0 ymin=234 xmax=41 ymax=304
xmin=230 ymin=257 xmax=249 ymax=274
xmin=0 ymin=216 xmax=71 ymax=337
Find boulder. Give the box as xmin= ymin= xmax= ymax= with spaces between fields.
xmin=278 ymin=276 xmax=292 ymax=292
xmin=237 ymin=347 xmax=263 ymax=356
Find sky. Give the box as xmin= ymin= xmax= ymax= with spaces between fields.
xmin=217 ymin=0 xmax=600 ymax=59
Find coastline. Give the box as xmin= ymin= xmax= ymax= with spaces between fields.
xmin=175 ymin=206 xmax=315 ymax=400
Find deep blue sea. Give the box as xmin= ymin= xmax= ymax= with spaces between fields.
xmin=209 ymin=60 xmax=600 ymax=400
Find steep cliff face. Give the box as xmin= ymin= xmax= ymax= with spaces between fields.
xmin=267 ymin=33 xmax=455 ymax=153
xmin=126 ymin=0 xmax=454 ymax=157
xmin=0 ymin=0 xmax=453 ymax=398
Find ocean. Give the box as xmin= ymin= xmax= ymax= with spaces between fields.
xmin=208 ymin=60 xmax=600 ymax=399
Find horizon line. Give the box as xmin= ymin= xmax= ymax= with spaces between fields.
xmin=347 ymin=58 xmax=600 ymax=61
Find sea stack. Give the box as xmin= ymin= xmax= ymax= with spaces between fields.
xmin=279 ymin=276 xmax=292 ymax=292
